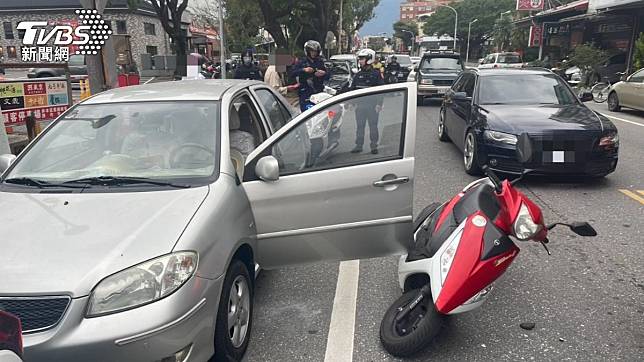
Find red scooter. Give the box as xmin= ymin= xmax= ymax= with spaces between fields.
xmin=380 ymin=166 xmax=597 ymax=357
xmin=0 ymin=311 xmax=23 ymax=362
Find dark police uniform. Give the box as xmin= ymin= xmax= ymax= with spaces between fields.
xmin=350 ymin=66 xmax=384 ymax=151
xmin=234 ymin=63 xmax=263 ymax=80
xmin=290 ymin=56 xmax=329 ymax=111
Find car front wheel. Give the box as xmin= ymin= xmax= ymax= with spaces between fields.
xmin=607 ymin=92 xmax=621 ymax=112
xmin=463 ymin=130 xmax=481 ymax=175
xmin=212 ymin=259 xmax=253 ymax=362
xmin=438 ymin=109 xmax=450 ymax=142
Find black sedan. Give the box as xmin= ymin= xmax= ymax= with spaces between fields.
xmin=439 ymin=68 xmax=619 ymax=177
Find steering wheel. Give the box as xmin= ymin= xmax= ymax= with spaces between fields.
xmin=169 ymin=143 xmax=215 ymax=168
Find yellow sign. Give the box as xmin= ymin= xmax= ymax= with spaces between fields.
xmin=0 ymin=83 xmax=24 ymax=98
xmin=25 ymin=94 xmax=48 ymax=108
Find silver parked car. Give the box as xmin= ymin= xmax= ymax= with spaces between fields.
xmin=608 ymin=68 xmax=644 ymax=112
xmin=0 ymin=80 xmax=417 ymax=361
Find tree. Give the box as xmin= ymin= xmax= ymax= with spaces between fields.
xmin=341 ymin=0 xmax=380 ymax=52
xmin=129 ymin=0 xmax=190 ymax=78
xmin=422 ymin=0 xmax=515 ymax=55
xmin=633 ymin=32 xmax=644 ymax=70
xmin=569 ymin=43 xmax=609 ymax=86
xmin=393 ymin=21 xmax=418 ymax=51
xmin=191 ymin=0 xmax=263 ymax=53
xmin=491 ymin=13 xmax=513 ymax=52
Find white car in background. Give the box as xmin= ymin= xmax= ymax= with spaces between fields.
xmin=478 ymin=52 xmax=523 ymax=69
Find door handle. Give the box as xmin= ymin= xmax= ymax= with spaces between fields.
xmin=373 ymin=176 xmax=410 ymax=187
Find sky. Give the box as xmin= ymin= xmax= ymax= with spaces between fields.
xmin=360 ymin=0 xmax=405 ymax=37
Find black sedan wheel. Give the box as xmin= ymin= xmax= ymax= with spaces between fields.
xmin=608 ymin=92 xmax=621 ymax=112
xmin=438 ymin=109 xmax=450 ymax=142
xmin=463 ymin=130 xmax=481 ymax=175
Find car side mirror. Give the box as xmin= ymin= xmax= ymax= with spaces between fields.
xmin=0 ymin=154 xmax=17 ymax=174
xmin=255 ymin=155 xmax=279 ymax=182
xmin=414 ymin=66 xmax=419 ymax=71
xmin=621 ymin=75 xmax=628 ymax=81
xmin=478 ymin=59 xmax=485 ymax=65
xmin=452 ymin=92 xmax=471 ymax=101
xmin=569 ymin=222 xmax=597 ymax=236
xmin=579 ymin=91 xmax=593 ymax=102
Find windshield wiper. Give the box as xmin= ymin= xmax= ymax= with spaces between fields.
xmin=3 ymin=177 xmax=85 ymax=189
xmin=62 ymin=176 xmax=191 ymax=188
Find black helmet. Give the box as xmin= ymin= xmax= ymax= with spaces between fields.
xmin=391 ymin=55 xmax=397 ymax=61
xmin=304 ymin=40 xmax=322 ymax=58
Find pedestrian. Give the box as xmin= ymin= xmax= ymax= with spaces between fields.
xmin=264 ymin=60 xmax=288 ymax=95
xmin=290 ymin=40 xmax=329 ymax=111
xmin=350 ymin=48 xmax=384 ymax=155
xmin=234 ymin=49 xmax=263 ymax=80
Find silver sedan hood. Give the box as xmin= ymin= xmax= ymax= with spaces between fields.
xmin=0 ymin=187 xmax=209 ymax=297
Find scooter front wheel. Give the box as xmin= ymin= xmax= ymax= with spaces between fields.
xmin=380 ymin=288 xmax=444 ymax=357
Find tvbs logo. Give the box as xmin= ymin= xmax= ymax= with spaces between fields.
xmin=18 ymin=22 xmax=90 ymax=46
xmin=18 ymin=9 xmax=111 ymax=57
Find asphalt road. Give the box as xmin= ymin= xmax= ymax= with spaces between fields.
xmin=245 ymin=98 xmax=644 ymax=361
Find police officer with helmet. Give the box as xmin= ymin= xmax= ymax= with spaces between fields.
xmin=350 ymin=48 xmax=384 ymax=154
xmin=234 ymin=49 xmax=263 ymax=80
xmin=290 ymin=40 xmax=329 ymax=111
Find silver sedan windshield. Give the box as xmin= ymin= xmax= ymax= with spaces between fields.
xmin=6 ymin=101 xmax=219 ymax=182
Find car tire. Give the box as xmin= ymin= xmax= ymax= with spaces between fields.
xmin=417 ymin=95 xmax=424 ymax=106
xmin=379 ymin=289 xmax=444 ymax=357
xmin=607 ymin=92 xmax=621 ymax=112
xmin=463 ymin=130 xmax=481 ymax=175
xmin=212 ymin=259 xmax=253 ymax=362
xmin=438 ymin=109 xmax=450 ymax=142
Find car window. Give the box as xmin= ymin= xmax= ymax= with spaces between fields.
xmin=421 ymin=57 xmax=461 ymax=70
xmin=270 ymin=89 xmax=407 ymax=175
xmin=497 ymin=54 xmax=521 ymax=63
xmin=68 ymin=55 xmax=84 ymax=66
xmin=395 ymin=56 xmax=412 ymax=66
xmin=628 ymin=69 xmax=644 ymax=83
xmin=461 ymin=74 xmax=475 ymax=97
xmin=479 ymin=74 xmax=577 ymax=105
xmin=451 ymin=74 xmax=466 ymax=91
xmin=484 ymin=55 xmax=495 ymax=64
xmin=254 ymin=88 xmax=292 ymax=132
xmin=6 ymin=102 xmax=220 ymax=183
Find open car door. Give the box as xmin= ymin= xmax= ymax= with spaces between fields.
xmin=243 ymin=83 xmax=417 ymax=268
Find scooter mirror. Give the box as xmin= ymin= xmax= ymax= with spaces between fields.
xmin=569 ymin=222 xmax=597 ymax=237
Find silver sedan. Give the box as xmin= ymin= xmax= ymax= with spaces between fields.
xmin=0 ymin=79 xmax=417 ymax=361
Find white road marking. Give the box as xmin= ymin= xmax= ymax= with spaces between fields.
xmin=602 ymin=114 xmax=644 ymax=127
xmin=324 ymin=260 xmax=360 ymax=362
xmin=143 ymin=77 xmax=156 ymax=84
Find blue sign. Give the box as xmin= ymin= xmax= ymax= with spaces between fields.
xmin=48 ymin=93 xmax=68 ymax=105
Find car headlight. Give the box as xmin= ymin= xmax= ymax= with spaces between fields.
xmin=420 ymin=78 xmax=433 ymax=85
xmin=484 ymin=130 xmax=517 ymax=145
xmin=599 ymin=131 xmax=619 ymax=149
xmin=513 ymin=203 xmax=540 ymax=240
xmin=87 ymin=251 xmax=198 ymax=317
xmin=439 ymin=229 xmax=463 ymax=285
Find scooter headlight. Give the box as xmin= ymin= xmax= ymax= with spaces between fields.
xmin=306 ymin=113 xmax=331 ymax=139
xmin=513 ymin=203 xmax=540 ymax=240
xmin=439 ymin=230 xmax=463 ymax=285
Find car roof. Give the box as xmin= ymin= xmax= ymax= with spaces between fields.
xmin=472 ymin=68 xmax=552 ymax=76
xmin=82 ymin=79 xmax=262 ymax=104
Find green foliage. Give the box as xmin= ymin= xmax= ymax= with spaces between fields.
xmin=569 ymin=43 xmax=609 ymax=70
xmin=633 ymin=32 xmax=644 ymax=70
xmin=393 ymin=21 xmax=418 ymax=49
xmin=422 ymin=0 xmax=515 ymax=53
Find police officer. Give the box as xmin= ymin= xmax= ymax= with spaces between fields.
xmin=234 ymin=49 xmax=263 ymax=80
xmin=350 ymin=48 xmax=384 ymax=154
xmin=290 ymin=40 xmax=328 ymax=111
xmin=385 ymin=55 xmax=402 ymax=84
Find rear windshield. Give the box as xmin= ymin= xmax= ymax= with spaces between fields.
xmin=395 ymin=56 xmax=412 ymax=66
xmin=497 ymin=54 xmax=522 ymax=63
xmin=420 ymin=57 xmax=462 ymax=70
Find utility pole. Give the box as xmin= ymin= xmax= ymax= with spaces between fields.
xmin=439 ymin=5 xmax=458 ymax=50
xmin=466 ymin=18 xmax=478 ymax=64
xmin=218 ymin=0 xmax=226 ymax=79
xmin=338 ymin=0 xmax=343 ymax=53
xmin=79 ymin=0 xmax=116 ymax=93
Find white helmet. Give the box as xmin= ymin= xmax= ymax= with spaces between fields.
xmin=356 ymin=48 xmax=376 ymax=65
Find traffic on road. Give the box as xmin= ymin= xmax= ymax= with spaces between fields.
xmin=1 ymin=1 xmax=643 ymax=362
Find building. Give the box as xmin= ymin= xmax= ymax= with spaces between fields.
xmin=400 ymin=1 xmax=452 ymax=21
xmin=0 ymin=0 xmax=182 ymax=67
xmin=514 ymin=0 xmax=644 ymax=72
